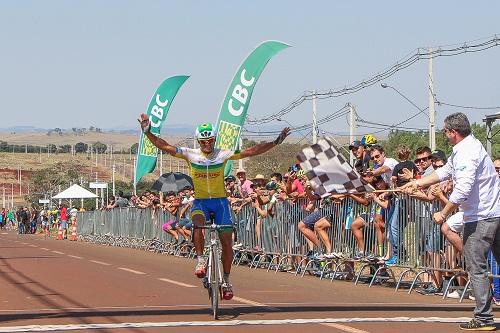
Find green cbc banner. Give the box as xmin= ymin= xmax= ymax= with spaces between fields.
xmin=134 ymin=75 xmax=189 ymax=185
xmin=214 ymin=41 xmax=290 ymax=175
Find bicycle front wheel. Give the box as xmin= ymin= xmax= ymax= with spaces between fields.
xmin=210 ymin=247 xmax=219 ymax=319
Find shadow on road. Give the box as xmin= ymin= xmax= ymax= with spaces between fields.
xmin=0 ymin=303 xmax=483 ymax=323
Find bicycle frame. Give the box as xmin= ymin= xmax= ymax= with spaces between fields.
xmin=195 ymin=222 xmax=233 ymax=319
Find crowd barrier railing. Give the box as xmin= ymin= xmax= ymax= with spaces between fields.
xmin=76 ymin=193 xmax=499 ymax=300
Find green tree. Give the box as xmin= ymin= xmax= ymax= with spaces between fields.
xmin=380 ymin=122 xmax=499 ymax=160
xmin=58 ymin=144 xmax=72 ymax=153
xmin=75 ymin=142 xmax=88 ymax=153
xmin=25 ymin=162 xmax=84 ymax=205
xmin=130 ymin=143 xmax=139 ymax=154
xmin=92 ymin=142 xmax=107 ymax=154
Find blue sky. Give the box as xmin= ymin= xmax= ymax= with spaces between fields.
xmin=1 ymin=1 xmax=499 ymax=139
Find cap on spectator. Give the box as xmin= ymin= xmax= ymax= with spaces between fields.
xmin=225 ymin=175 xmax=236 ymax=182
xmin=254 ymin=174 xmax=266 ymax=181
xmin=431 ymin=150 xmax=447 ymax=163
xmin=236 ymin=168 xmax=246 ymax=175
xmin=265 ymin=181 xmax=279 ymax=190
xmin=349 ymin=140 xmax=362 ymax=149
xmin=289 ymin=164 xmax=300 ymax=173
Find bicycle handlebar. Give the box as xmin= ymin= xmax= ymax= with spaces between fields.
xmin=193 ymin=224 xmax=238 ymax=243
xmin=193 ymin=224 xmax=234 ymax=231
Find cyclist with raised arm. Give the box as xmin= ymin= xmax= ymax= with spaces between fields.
xmin=138 ymin=113 xmax=290 ymax=300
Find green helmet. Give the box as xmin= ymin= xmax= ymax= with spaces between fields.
xmin=195 ymin=123 xmax=216 ymax=140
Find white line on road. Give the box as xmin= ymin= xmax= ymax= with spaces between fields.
xmin=232 ymin=296 xmax=279 ymax=310
xmin=67 ymin=255 xmax=83 ymax=259
xmin=118 ymin=267 xmax=145 ymax=275
xmin=157 ymin=278 xmax=196 ymax=288
xmin=321 ymin=323 xmax=370 ymax=333
xmin=1 ymin=233 xmax=7 ymax=235
xmin=89 ymin=260 xmax=111 ymax=266
xmin=28 ymin=245 xmax=37 ymax=248
xmin=40 ymin=248 xmax=50 ymax=251
xmin=0 ymin=317 xmax=488 ymax=332
xmin=51 ymin=251 xmax=64 ymax=255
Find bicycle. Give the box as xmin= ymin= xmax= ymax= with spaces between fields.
xmin=193 ymin=213 xmax=235 ymax=319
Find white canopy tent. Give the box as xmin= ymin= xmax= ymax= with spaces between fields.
xmin=52 ymin=184 xmax=98 ymax=208
xmin=53 ymin=184 xmax=98 ymax=199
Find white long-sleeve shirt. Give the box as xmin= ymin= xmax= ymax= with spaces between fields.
xmin=435 ymin=134 xmax=500 ymax=223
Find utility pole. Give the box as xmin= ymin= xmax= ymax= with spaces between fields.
xmin=95 ymin=172 xmax=98 ymax=209
xmin=133 ymin=157 xmax=137 ymax=195
xmin=112 ymin=163 xmax=116 ymax=197
xmin=428 ymin=48 xmax=436 ymax=151
xmin=159 ymin=150 xmax=163 ymax=176
xmin=18 ymin=167 xmax=22 ymax=197
xmin=238 ymin=137 xmax=243 ymax=171
xmin=349 ymin=103 xmax=356 ymax=165
xmin=312 ymin=91 xmax=318 ymax=144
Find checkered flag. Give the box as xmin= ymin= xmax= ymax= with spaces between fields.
xmin=297 ymin=136 xmax=374 ymax=197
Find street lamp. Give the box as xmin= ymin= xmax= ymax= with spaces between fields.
xmin=381 ymin=83 xmax=435 ymax=149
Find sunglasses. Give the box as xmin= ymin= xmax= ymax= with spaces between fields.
xmin=370 ymin=154 xmax=381 ymax=160
xmin=495 ymin=167 xmax=500 ymax=172
xmin=414 ymin=156 xmax=430 ymax=164
xmin=198 ymin=138 xmax=215 ymax=145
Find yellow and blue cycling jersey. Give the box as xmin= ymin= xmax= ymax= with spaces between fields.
xmin=173 ymin=147 xmax=242 ymax=199
xmin=173 ymin=147 xmax=243 ymax=225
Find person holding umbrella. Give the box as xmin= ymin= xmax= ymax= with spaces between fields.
xmin=139 ymin=113 xmax=289 ymax=300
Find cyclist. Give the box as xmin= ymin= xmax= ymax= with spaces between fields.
xmin=138 ymin=113 xmax=290 ymax=300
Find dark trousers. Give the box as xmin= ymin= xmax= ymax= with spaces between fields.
xmin=463 ymin=217 xmax=500 ymax=324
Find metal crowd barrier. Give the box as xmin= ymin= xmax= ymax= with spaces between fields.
xmin=76 ymin=194 xmax=499 ymax=298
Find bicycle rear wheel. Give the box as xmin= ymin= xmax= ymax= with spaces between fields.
xmin=210 ymin=247 xmax=219 ymax=319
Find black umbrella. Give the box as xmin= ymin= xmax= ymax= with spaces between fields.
xmin=152 ymin=172 xmax=193 ymax=193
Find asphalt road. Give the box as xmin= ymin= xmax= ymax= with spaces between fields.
xmin=0 ymin=231 xmax=497 ymax=333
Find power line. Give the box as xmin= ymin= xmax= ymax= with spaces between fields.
xmin=435 ymin=99 xmax=500 ymax=111
xmin=247 ymin=34 xmax=500 ymax=125
xmin=243 ymin=104 xmax=350 ymax=135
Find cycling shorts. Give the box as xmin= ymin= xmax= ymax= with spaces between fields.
xmin=190 ymin=198 xmax=232 ymax=226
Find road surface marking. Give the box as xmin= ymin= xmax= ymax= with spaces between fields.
xmin=89 ymin=260 xmax=111 ymax=266
xmin=118 ymin=267 xmax=145 ymax=275
xmin=20 ymin=242 xmax=28 ymax=245
xmin=67 ymin=255 xmax=83 ymax=259
xmin=158 ymin=278 xmax=196 ymax=288
xmin=0 ymin=304 xmax=218 ymax=312
xmin=0 ymin=317 xmax=490 ymax=332
xmin=52 ymin=251 xmax=64 ymax=255
xmin=28 ymin=245 xmax=37 ymax=248
xmin=321 ymin=323 xmax=370 ymax=333
xmin=1 ymin=233 xmax=8 ymax=235
xmin=232 ymin=296 xmax=280 ymax=311
xmin=40 ymin=248 xmax=50 ymax=251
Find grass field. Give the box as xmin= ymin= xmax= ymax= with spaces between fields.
xmin=0 ymin=131 xmax=191 ymax=151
